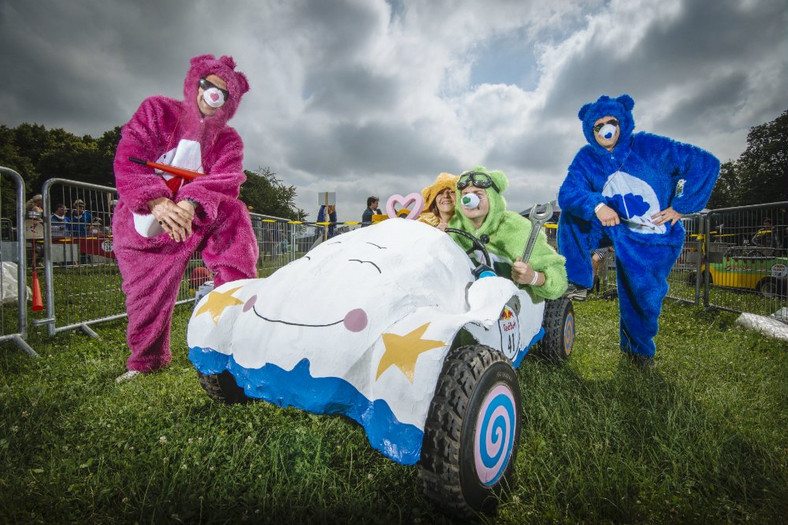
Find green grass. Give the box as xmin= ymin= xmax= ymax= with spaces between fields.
xmin=1 ymin=297 xmax=786 ymax=524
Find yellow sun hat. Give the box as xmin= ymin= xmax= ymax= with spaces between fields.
xmin=420 ymin=172 xmax=459 ymax=211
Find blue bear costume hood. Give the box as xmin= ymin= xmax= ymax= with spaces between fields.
xmin=579 ymin=94 xmax=636 ymax=152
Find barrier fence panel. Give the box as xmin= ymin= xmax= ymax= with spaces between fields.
xmin=701 ymin=202 xmax=788 ymax=316
xmin=666 ymin=212 xmax=707 ymax=304
xmin=250 ymin=213 xmax=338 ymax=277
xmin=20 ymin=178 xmax=788 ymax=341
xmin=38 ymin=179 xmax=208 ymax=337
xmin=0 ymin=166 xmax=38 ymax=357
xmin=39 ymin=179 xmax=125 ymax=336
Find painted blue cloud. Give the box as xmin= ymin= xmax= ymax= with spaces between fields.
xmin=606 ymin=193 xmax=650 ymax=219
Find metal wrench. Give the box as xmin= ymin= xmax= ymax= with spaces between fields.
xmin=521 ymin=202 xmax=553 ymax=263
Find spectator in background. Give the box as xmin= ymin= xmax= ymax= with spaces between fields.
xmin=50 ymin=203 xmax=70 ymax=238
xmin=317 ymin=204 xmax=338 ymax=239
xmin=25 ymin=194 xmax=44 ymax=232
xmin=752 ymin=217 xmax=775 ymax=248
xmin=591 ymin=246 xmax=613 ymax=292
xmin=361 ymin=196 xmax=381 ymax=225
xmin=69 ymin=199 xmax=93 ymax=237
xmin=26 ymin=194 xmax=43 ymax=217
xmin=418 ymin=172 xmax=459 ymax=231
xmin=25 ymin=194 xmax=44 ymax=264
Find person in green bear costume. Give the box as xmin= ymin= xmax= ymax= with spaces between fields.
xmin=448 ymin=167 xmax=568 ymax=301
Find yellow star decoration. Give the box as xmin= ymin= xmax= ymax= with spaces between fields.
xmin=376 ymin=323 xmax=446 ymax=383
xmin=195 ymin=286 xmax=244 ymax=325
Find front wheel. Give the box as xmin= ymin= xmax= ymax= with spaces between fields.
xmin=535 ymin=297 xmax=574 ymax=364
xmin=197 ymin=370 xmax=250 ymax=404
xmin=418 ymin=345 xmax=521 ymax=518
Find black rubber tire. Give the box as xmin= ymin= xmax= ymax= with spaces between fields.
xmin=418 ymin=344 xmax=521 ymax=518
xmin=535 ymin=297 xmax=574 ymax=364
xmin=197 ymin=370 xmax=250 ymax=404
xmin=757 ymin=277 xmax=787 ymax=298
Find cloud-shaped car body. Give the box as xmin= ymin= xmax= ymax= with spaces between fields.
xmin=188 ymin=218 xmax=574 ymax=517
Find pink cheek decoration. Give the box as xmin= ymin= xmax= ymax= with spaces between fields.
xmin=343 ymin=308 xmax=368 ymax=332
xmin=243 ymin=295 xmax=257 ymax=312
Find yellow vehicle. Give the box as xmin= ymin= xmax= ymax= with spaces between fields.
xmin=704 ymin=246 xmax=788 ymax=298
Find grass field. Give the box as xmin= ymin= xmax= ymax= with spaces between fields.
xmin=1 ymin=296 xmax=786 ymax=524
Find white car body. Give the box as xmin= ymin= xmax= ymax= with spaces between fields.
xmin=188 ymin=219 xmax=545 ymax=464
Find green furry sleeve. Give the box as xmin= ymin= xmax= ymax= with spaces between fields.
xmin=491 ymin=212 xmax=568 ymax=301
xmin=528 ymin=229 xmax=568 ymax=300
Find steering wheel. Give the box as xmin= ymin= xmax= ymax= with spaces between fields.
xmin=445 ymin=228 xmax=492 ymax=268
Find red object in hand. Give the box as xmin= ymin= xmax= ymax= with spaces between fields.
xmin=129 ymin=157 xmax=206 ymax=180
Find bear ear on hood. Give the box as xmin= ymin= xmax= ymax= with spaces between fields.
xmin=219 ymin=55 xmax=250 ymax=95
xmin=617 ymin=94 xmax=635 ymax=111
xmin=485 ymin=168 xmax=509 ymax=193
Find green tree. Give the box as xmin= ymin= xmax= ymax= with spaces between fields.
xmin=240 ymin=167 xmax=305 ymax=220
xmin=709 ymin=109 xmax=787 ymax=207
xmin=2 ymin=123 xmax=305 ymax=222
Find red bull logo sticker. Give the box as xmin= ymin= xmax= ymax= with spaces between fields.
xmin=498 ymin=305 xmax=520 ymax=360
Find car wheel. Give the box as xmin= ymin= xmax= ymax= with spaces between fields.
xmin=197 ymin=370 xmax=250 ymax=404
xmin=536 ymin=297 xmax=574 ymax=364
xmin=756 ymin=277 xmax=785 ymax=299
xmin=418 ymin=344 xmax=521 ymax=518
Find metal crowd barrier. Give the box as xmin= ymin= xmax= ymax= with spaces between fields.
xmin=12 ymin=174 xmax=788 ymax=344
xmin=585 ymin=202 xmax=788 ymax=318
xmin=0 ymin=167 xmax=37 ymax=357
xmin=37 ymin=179 xmax=128 ymax=336
xmin=34 ymin=180 xmax=316 ymax=337
xmin=699 ymin=202 xmax=787 ymax=316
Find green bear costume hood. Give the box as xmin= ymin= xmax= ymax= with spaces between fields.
xmin=447 ymin=167 xmax=568 ymax=301
xmin=448 ymin=167 xmax=510 ymax=240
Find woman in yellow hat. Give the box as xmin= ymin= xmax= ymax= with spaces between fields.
xmin=418 ymin=172 xmax=459 ymax=231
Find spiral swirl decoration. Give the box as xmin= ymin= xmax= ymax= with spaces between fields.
xmin=564 ymin=312 xmax=575 ymax=355
xmin=474 ymin=384 xmax=516 ymax=485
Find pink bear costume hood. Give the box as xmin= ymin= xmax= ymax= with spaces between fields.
xmin=113 ymin=54 xmax=252 ymax=220
xmin=183 ymin=54 xmax=250 ymax=127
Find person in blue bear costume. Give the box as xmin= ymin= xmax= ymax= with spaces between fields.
xmin=558 ymin=94 xmax=720 ymax=367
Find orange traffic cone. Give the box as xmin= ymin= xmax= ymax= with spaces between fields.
xmin=31 ymin=248 xmax=44 ymax=311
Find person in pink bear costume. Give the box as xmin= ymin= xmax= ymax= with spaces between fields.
xmin=113 ymin=54 xmax=259 ymax=382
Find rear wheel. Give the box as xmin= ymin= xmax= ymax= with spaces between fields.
xmin=756 ymin=277 xmax=786 ymax=298
xmin=197 ymin=370 xmax=250 ymax=404
xmin=536 ymin=298 xmax=574 ymax=364
xmin=419 ymin=344 xmax=521 ymax=518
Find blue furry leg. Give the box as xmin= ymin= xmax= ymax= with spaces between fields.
xmin=610 ymin=228 xmax=682 ymax=358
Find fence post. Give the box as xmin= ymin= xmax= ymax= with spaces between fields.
xmin=0 ymin=166 xmax=39 ymax=357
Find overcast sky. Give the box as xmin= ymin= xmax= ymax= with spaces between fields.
xmin=2 ymin=0 xmax=786 ymax=221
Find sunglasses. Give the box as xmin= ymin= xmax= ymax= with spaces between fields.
xmin=457 ymin=171 xmax=500 ymax=193
xmin=198 ymin=78 xmax=230 ymax=100
xmin=593 ymin=118 xmax=619 ymax=133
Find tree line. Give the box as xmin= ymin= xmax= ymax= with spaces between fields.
xmin=0 ymin=123 xmax=305 ymax=221
xmin=1 ymin=109 xmax=786 ymax=222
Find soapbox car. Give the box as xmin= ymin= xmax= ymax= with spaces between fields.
xmin=188 ymin=218 xmax=574 ymax=517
